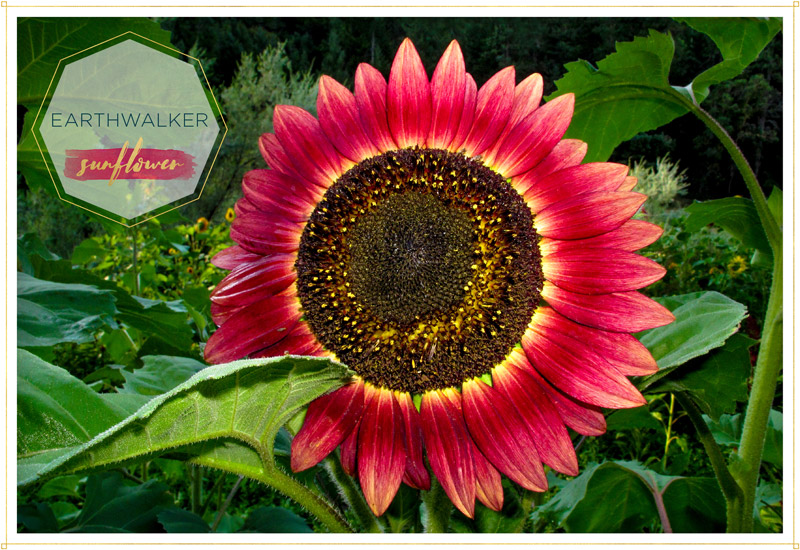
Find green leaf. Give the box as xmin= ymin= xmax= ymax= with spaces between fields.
xmin=36 ymin=474 xmax=81 ymax=500
xmin=767 ymin=186 xmax=783 ymax=227
xmin=17 ymin=272 xmax=117 ymax=350
xmin=676 ymin=18 xmax=782 ymax=103
xmin=655 ymin=334 xmax=755 ymax=420
xmin=606 ymin=405 xmax=660 ymax=431
xmin=549 ymin=30 xmax=688 ymax=162
xmin=452 ymin=480 xmax=527 ymax=533
xmin=17 ymin=350 xmax=129 ymax=485
xmin=72 ymin=472 xmax=173 ymax=533
xmin=637 ymin=292 xmax=747 ymax=390
xmin=157 ymin=508 xmax=210 ymax=533
xmin=19 ymin=354 xmax=352 ymax=487
xmin=660 ymin=477 xmax=726 ymax=533
xmin=684 ymin=197 xmax=770 ymax=255
xmin=534 ymin=462 xmax=657 ymax=532
xmin=119 ymin=355 xmax=207 ymax=396
xmin=239 ymin=506 xmax=313 ymax=533
xmin=549 ymin=19 xmax=780 ymax=162
xmin=383 ymin=484 xmax=421 ymax=533
xmin=18 ymin=502 xmax=59 ymax=533
xmin=703 ymin=410 xmax=782 ymax=467
xmin=533 ymin=461 xmax=725 ymax=533
xmin=18 ymin=18 xmax=172 ymax=109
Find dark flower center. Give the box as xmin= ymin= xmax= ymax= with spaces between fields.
xmin=295 ymin=148 xmax=543 ymax=394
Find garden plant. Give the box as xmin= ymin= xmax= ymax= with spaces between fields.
xmin=16 ymin=16 xmax=783 ymax=535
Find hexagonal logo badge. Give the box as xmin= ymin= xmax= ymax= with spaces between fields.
xmin=32 ymin=32 xmax=226 ymax=226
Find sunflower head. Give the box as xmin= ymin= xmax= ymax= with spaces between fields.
xmin=205 ymin=37 xmax=673 ymax=519
xmin=225 ymin=207 xmax=236 ymax=223
xmin=196 ymin=217 xmax=209 ymax=232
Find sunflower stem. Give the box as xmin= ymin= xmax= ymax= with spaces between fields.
xmin=730 ymin=254 xmax=783 ymax=533
xmin=421 ymin=477 xmax=452 ymax=533
xmin=682 ymin=100 xmax=781 ymax=255
xmin=673 ymin=392 xmax=742 ymax=504
xmin=322 ymin=454 xmax=385 ymax=533
xmin=259 ymin=467 xmax=354 ymax=533
xmin=683 ymin=98 xmax=783 ymax=533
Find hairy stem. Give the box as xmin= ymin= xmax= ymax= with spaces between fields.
xmin=421 ymin=478 xmax=452 ymax=533
xmin=682 ymin=96 xmax=783 ymax=533
xmin=259 ymin=468 xmax=353 ymax=533
xmin=732 ymin=255 xmax=783 ymax=532
xmin=322 ymin=454 xmax=384 ymax=533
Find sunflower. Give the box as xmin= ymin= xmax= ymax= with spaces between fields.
xmin=196 ymin=217 xmax=210 ymax=232
xmin=204 ymin=38 xmax=673 ymax=518
xmin=225 ymin=207 xmax=236 ymax=223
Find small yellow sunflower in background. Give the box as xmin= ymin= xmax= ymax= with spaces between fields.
xmin=196 ymin=217 xmax=210 ymax=232
xmin=186 ymin=266 xmax=195 ymax=275
xmin=727 ymin=255 xmax=748 ymax=277
xmin=225 ymin=208 xmax=236 ymax=223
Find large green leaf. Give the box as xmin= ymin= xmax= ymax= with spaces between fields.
xmin=26 ymin=255 xmax=196 ymax=354
xmin=653 ymin=334 xmax=755 ymax=420
xmin=70 ymin=472 xmax=173 ymax=533
xmin=17 ymin=350 xmax=130 ymax=484
xmin=532 ymin=461 xmax=725 ymax=533
xmin=549 ymin=19 xmax=780 ymax=162
xmin=119 ymin=355 xmax=207 ymax=396
xmin=17 ymin=272 xmax=117 ymax=350
xmin=675 ymin=18 xmax=782 ymax=103
xmin=18 ymin=353 xmax=352 ymax=486
xmin=18 ymin=18 xmax=172 ymax=109
xmin=637 ymin=292 xmax=747 ymax=390
xmin=549 ymin=30 xmax=686 ymax=162
xmin=704 ymin=410 xmax=782 ymax=467
xmin=685 ymin=197 xmax=770 ymax=256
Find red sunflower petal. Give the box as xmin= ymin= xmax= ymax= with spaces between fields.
xmin=524 ymin=163 xmax=629 ymax=213
xmin=258 ymin=133 xmax=323 ymax=191
xmin=483 ymin=73 xmax=544 ymax=165
xmin=539 ymin=219 xmax=664 ymax=255
xmin=211 ymin=245 xmax=261 ymax=271
xmin=473 ymin=447 xmax=504 ymax=512
xmin=242 ymin=170 xmax=317 ymax=223
xmin=427 ymin=40 xmax=467 ymax=150
xmin=542 ymin=248 xmax=666 ymax=295
xmin=420 ymin=389 xmax=476 ymax=518
xmin=618 ymin=176 xmax=638 ymax=192
xmin=355 ymin=63 xmax=397 ymax=152
xmin=492 ymin=355 xmax=579 ymax=476
xmin=542 ymin=281 xmax=676 ymax=333
xmin=274 ymin=105 xmax=352 ymax=188
xmin=512 ymin=139 xmax=588 ymax=195
xmin=462 ymin=379 xmax=549 ymax=490
xmin=450 ymin=73 xmax=478 ymax=152
xmin=397 ymin=392 xmax=431 ymax=490
xmin=358 ymin=386 xmax=407 ymax=516
xmin=460 ymin=66 xmax=516 ymax=157
xmin=204 ymin=294 xmax=303 ymax=364
xmin=250 ymin=320 xmax=322 ymax=358
xmin=291 ymin=380 xmax=366 ymax=472
xmin=340 ymin=417 xmax=360 ymax=477
xmin=318 ymin=75 xmax=381 ymax=163
xmin=522 ymin=359 xmax=607 ymax=436
xmin=535 ymin=308 xmax=658 ymax=376
xmin=491 ymin=93 xmax=574 ymax=178
xmin=522 ymin=317 xmax=647 ymax=409
xmin=387 ymin=38 xmax=432 ymax=149
xmin=230 ymin=212 xmax=302 ymax=255
xmin=210 ymin=254 xmax=295 ymax=307
xmin=535 ymin=191 xmax=646 ymax=240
